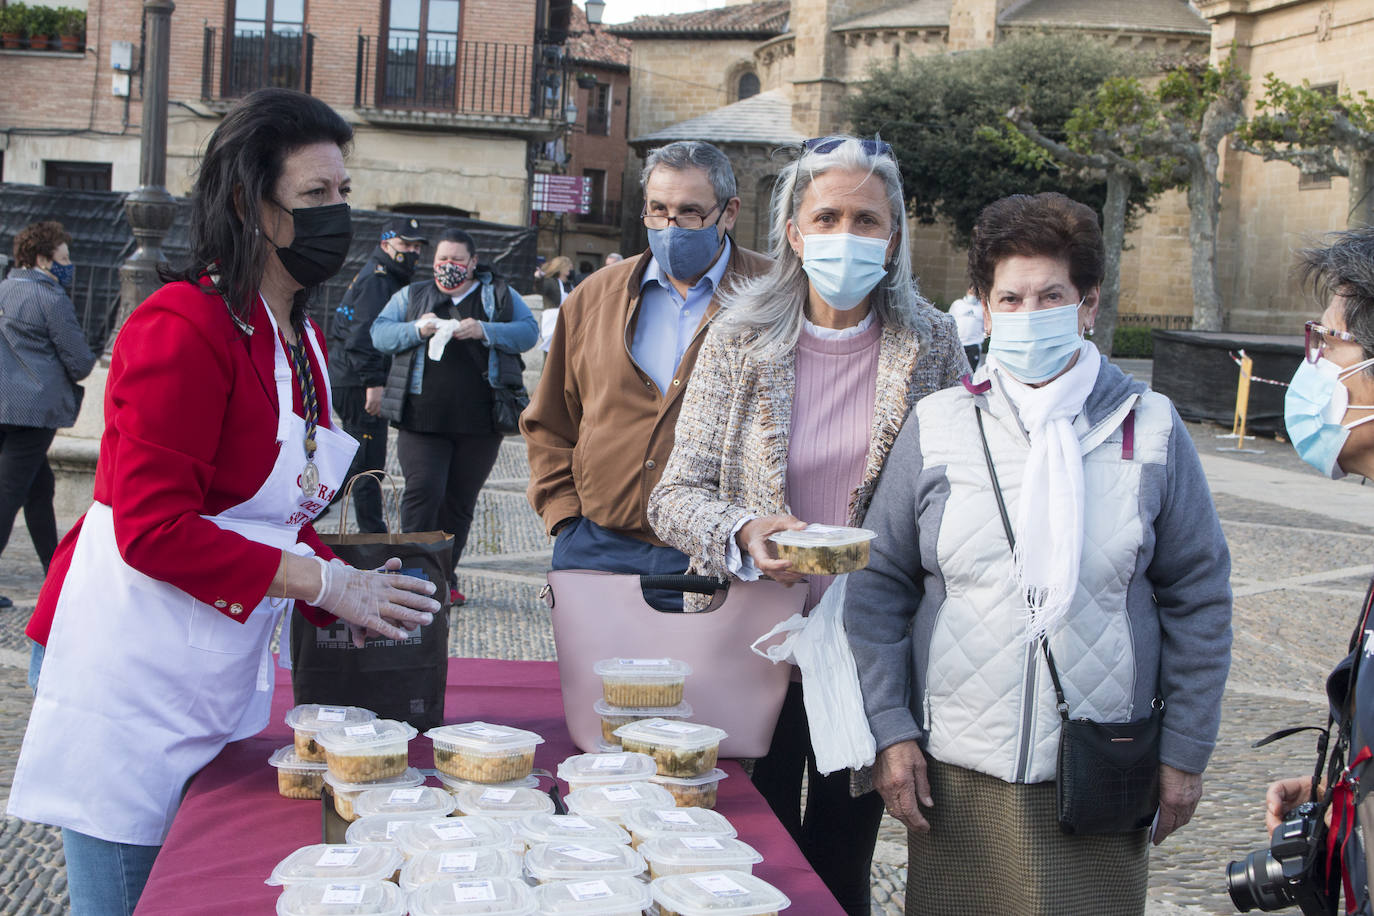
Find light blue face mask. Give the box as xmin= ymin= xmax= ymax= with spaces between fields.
xmin=799 ymin=232 xmax=891 ymax=311
xmin=987 ymin=300 xmax=1084 ymax=383
xmin=647 ymin=223 xmax=724 ymax=281
xmin=1284 ymin=356 xmax=1374 ymax=479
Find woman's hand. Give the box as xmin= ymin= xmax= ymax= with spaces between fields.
xmin=874 ymin=740 xmax=934 ymax=833
xmin=312 ymin=557 xmax=440 ymax=648
xmin=735 ymin=514 xmax=807 ymax=584
xmin=1153 ymin=763 xmax=1203 ymax=845
xmin=451 ymin=318 xmax=485 ymax=341
xmin=415 ymin=313 xmax=439 ymax=338
xmin=1265 ymin=776 xmax=1314 ymax=833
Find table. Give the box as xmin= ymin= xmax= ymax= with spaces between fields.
xmin=134 ymin=658 xmax=846 ymax=914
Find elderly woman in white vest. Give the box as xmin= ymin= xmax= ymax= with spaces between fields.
xmin=844 ymin=192 xmax=1233 ymax=916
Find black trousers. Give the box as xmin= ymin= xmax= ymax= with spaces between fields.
xmin=331 ymin=386 xmax=389 ymax=533
xmin=751 ymin=681 xmax=886 ymax=916
xmin=396 ymin=428 xmax=503 ymax=581
xmin=0 ymin=424 xmax=59 ymax=570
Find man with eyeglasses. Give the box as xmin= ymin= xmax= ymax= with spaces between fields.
xmin=521 ymin=140 xmax=771 ymax=608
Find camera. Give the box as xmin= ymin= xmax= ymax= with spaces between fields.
xmin=1226 ymin=802 xmax=1334 ymax=914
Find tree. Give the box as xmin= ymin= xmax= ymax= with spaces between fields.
xmin=1234 ymin=74 xmax=1374 ymax=228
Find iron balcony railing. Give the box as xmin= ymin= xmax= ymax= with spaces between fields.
xmin=355 ymin=34 xmax=556 ymax=118
xmin=201 ymin=26 xmax=314 ymax=100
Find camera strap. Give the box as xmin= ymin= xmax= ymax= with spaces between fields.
xmin=1324 ymin=576 xmax=1374 ymax=912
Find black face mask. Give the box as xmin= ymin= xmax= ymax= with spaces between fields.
xmin=390 ymin=247 xmax=420 ymax=275
xmin=273 ymin=202 xmax=353 ymax=288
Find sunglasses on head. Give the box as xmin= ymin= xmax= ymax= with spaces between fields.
xmin=802 ymin=137 xmax=895 ymax=160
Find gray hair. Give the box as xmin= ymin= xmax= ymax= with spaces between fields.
xmin=641 ymin=141 xmax=738 ymax=206
xmin=1298 ymin=226 xmax=1374 ymax=370
xmin=715 ymin=136 xmax=928 ymax=360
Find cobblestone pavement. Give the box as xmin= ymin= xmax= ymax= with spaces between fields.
xmin=2 ymin=369 xmax=1372 ymax=914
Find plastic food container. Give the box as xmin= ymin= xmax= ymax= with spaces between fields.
xmin=521 ymin=841 xmax=646 ymax=884
xmin=324 ymin=767 xmax=425 ymax=823
xmin=392 ymin=816 xmax=514 ymax=858
xmin=433 ymin=771 xmax=539 ymax=798
xmin=285 ymin=704 xmax=376 ymax=763
xmin=398 ymin=847 xmax=523 ymax=892
xmin=532 ymin=875 xmax=653 ymax=914
xmin=766 ymin=524 xmax=876 ymax=575
xmin=622 ymin=806 xmax=736 ymax=849
xmin=268 ymin=745 xmax=328 ymax=800
xmin=557 ymin=752 xmax=657 ymax=793
xmin=564 ymin=782 xmax=678 ymax=825
xmin=352 ymin=785 xmax=456 ymax=821
xmin=426 ymin=723 xmax=544 ymax=784
xmin=315 ymin=719 xmax=417 ymax=783
xmin=452 ymin=784 xmax=555 ymax=820
xmin=406 ymin=877 xmax=536 ymax=916
xmin=650 ymin=870 xmax=791 ymax=916
xmin=274 ymin=880 xmax=404 ymax=916
xmin=651 ymin=769 xmax=729 ymax=809
xmin=345 ymin=813 xmax=441 ymax=848
xmin=593 ymin=658 xmax=692 ymax=707
xmin=593 ymin=699 xmax=693 ymax=745
xmin=613 ymin=720 xmax=727 ymax=779
xmin=265 ymin=844 xmax=405 ymax=886
xmin=638 ymin=836 xmax=763 ymax=879
xmin=516 ymin=812 xmax=629 ymax=847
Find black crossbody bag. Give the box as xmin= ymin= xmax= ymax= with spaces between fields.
xmin=976 ymin=408 xmax=1161 ymax=835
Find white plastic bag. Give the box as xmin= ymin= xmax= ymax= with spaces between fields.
xmin=750 ymin=574 xmax=876 ymax=774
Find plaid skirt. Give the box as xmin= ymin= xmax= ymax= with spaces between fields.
xmin=906 ymin=757 xmax=1150 ymax=916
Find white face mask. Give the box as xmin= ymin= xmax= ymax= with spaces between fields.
xmin=799 ymin=233 xmax=891 ymax=311
xmin=1284 ymin=355 xmax=1374 ymax=479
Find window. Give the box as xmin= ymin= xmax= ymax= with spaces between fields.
xmin=582 ymin=168 xmax=606 ymax=223
xmin=1299 ymin=84 xmax=1339 ymax=190
xmin=737 ymin=71 xmax=760 ymax=100
xmin=44 ymin=160 xmax=112 ymax=191
xmin=382 ymin=0 xmax=460 ymax=109
xmin=225 ymin=0 xmax=307 ymax=97
xmin=587 ymin=83 xmax=611 ymax=136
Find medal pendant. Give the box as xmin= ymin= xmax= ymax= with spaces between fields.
xmin=301 ymin=461 xmax=319 ymax=498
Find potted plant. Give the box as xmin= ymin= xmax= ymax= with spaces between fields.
xmin=56 ymin=6 xmax=83 ymax=52
xmin=25 ymin=4 xmax=59 ymax=50
xmin=0 ymin=3 xmax=27 ymax=50
xmin=575 ymin=71 xmax=597 ymax=90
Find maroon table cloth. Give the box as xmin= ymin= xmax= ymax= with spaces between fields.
xmin=134 ymin=658 xmax=846 ymax=915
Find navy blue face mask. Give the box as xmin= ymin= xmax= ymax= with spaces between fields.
xmin=49 ymin=261 xmax=75 ymax=288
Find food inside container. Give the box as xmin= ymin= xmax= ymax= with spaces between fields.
xmin=315 ymin=719 xmax=417 ymax=783
xmin=613 ymin=719 xmax=727 ymax=779
xmin=351 ymin=785 xmax=455 ymax=821
xmin=274 ymin=879 xmax=403 ymax=916
xmin=268 ymin=745 xmax=328 ymax=800
xmin=406 ymin=876 xmax=537 ymax=916
xmin=593 ymin=699 xmax=693 ymax=745
xmin=425 ymin=723 xmax=543 ymax=784
xmin=650 ymin=870 xmax=791 ymax=916
xmin=531 ymin=875 xmax=653 ymax=914
xmin=650 ymin=769 xmax=729 ymax=809
xmin=451 ymin=784 xmax=555 ymax=820
xmin=392 ymin=816 xmax=513 ymax=858
xmin=433 ymin=771 xmax=539 ymax=797
xmin=515 ymin=812 xmax=629 ymax=847
xmin=398 ymin=847 xmax=523 ymax=892
xmin=265 ymin=843 xmax=404 ymax=886
xmin=323 ymin=768 xmax=425 ymax=823
xmin=765 ymin=524 xmax=876 ymax=575
xmin=285 ymin=704 xmax=376 ymax=763
xmin=622 ymin=806 xmax=736 ymax=849
xmin=521 ymin=841 xmax=646 ymax=884
xmin=563 ymin=782 xmax=677 ymax=825
xmin=556 ymin=751 xmax=657 ymax=792
xmin=593 ymin=658 xmax=692 ymax=707
xmin=638 ymin=836 xmax=763 ymax=879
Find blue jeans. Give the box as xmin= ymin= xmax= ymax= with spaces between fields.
xmin=551 ymin=516 xmax=690 ymax=611
xmin=27 ymin=639 xmax=42 ymax=693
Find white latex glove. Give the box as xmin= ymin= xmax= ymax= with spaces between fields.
xmin=312 ymin=556 xmax=439 ymax=648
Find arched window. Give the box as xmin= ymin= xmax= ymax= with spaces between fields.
xmin=737 ymin=71 xmax=760 ymax=100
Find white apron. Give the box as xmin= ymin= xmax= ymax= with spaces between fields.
xmin=8 ymin=306 xmax=357 ymax=846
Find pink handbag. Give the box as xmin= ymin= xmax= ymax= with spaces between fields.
xmin=544 ymin=571 xmax=807 ymax=758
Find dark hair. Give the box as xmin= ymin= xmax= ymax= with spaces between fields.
xmin=1297 ymin=226 xmax=1374 ymax=368
xmin=967 ymin=193 xmax=1104 ymax=303
xmin=14 ymin=220 xmax=71 ymax=269
xmin=435 ymin=228 xmax=477 ymax=259
xmin=163 ymin=88 xmax=352 ymax=330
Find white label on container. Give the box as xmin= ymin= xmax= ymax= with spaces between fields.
xmin=600 ymin=784 xmax=642 ymax=801
xmin=314 ymin=846 xmax=364 ymax=868
xmin=650 ymin=721 xmax=699 ymax=736
xmin=616 ymin=657 xmax=669 ymax=666
xmin=551 ymin=844 xmax=618 ymax=862
xmin=681 ymin=836 xmax=725 ymax=850
xmin=454 ymin=723 xmax=509 ymax=738
xmin=452 ymin=880 xmax=497 ymax=902
xmin=479 ymin=787 xmax=517 ymax=804
xmin=384 ymin=819 xmax=409 ymax=839
xmin=431 ymin=822 xmax=477 ymax=840
xmin=691 ymin=873 xmax=750 ymax=897
xmin=654 ymin=809 xmax=696 ymax=825
xmin=343 ymin=723 xmax=377 ymax=737
xmin=387 ymin=788 xmax=424 ymax=805
xmin=316 ymin=707 xmax=348 ymax=722
xmin=319 ymin=883 xmax=366 ymax=904
xmin=567 ymin=879 xmax=615 ymax=901
xmin=437 ymin=851 xmax=480 ymax=873
xmin=556 ymin=815 xmax=594 ymax=830
xmin=591 ymin=754 xmax=629 ymax=769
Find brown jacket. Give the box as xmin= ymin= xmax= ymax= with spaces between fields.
xmin=521 ymin=241 xmax=773 ymax=545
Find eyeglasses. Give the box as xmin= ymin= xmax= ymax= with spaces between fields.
xmin=802 ymin=137 xmax=895 ymax=160
xmin=641 ymin=202 xmax=721 ymax=231
xmin=1305 ymin=320 xmax=1361 ymax=364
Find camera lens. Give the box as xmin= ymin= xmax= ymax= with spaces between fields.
xmin=1227 ymin=850 xmax=1295 ymax=912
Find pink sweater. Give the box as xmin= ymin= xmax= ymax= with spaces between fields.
xmin=786 ymin=318 xmax=882 ymax=611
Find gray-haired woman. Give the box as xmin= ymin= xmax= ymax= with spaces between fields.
xmin=647 ymin=136 xmax=968 ymax=914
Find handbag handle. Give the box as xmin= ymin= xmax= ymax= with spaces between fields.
xmin=637 ymin=574 xmax=728 ymax=596
xmin=334 ymin=470 xmax=401 ymax=535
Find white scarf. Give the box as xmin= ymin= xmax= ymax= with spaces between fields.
xmin=992 ymin=340 xmax=1100 ymax=641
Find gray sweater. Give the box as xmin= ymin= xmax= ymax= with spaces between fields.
xmin=0 ymin=269 xmax=96 ymax=429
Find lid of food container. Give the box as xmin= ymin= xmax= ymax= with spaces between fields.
xmin=649 ymin=768 xmax=729 ymax=788
xmin=392 ymin=816 xmax=513 ymax=856
xmin=638 ymin=836 xmax=762 ymax=871
xmin=592 ymin=658 xmax=692 ymax=679
xmin=314 ymin=719 xmax=417 ymax=754
xmin=284 ymin=704 xmax=376 ymax=733
xmin=453 ymin=784 xmax=556 ymax=818
xmin=522 ymin=842 xmax=646 ymax=881
xmin=766 ymin=524 xmax=876 ymax=547
xmin=268 ymin=745 xmax=328 ymax=771
xmin=265 ymin=843 xmax=404 ymax=886
xmin=406 ymin=877 xmax=537 ymax=916
xmin=557 ymin=752 xmax=657 ymax=784
xmin=433 ymin=771 xmax=540 ymax=793
xmin=516 ymin=812 xmax=629 ymax=846
xmin=612 ymin=718 xmax=727 ymax=750
xmin=274 ymin=879 xmax=403 ymax=916
xmin=399 ymin=847 xmax=523 ymax=892
xmin=595 ymin=739 xmax=622 ymax=753
xmin=564 ymin=782 xmax=677 ymax=819
xmin=592 ymin=700 xmax=693 ymax=718
xmin=622 ymin=806 xmax=736 ymax=840
xmin=425 ymin=722 xmax=546 ymax=753
xmin=352 ymin=785 xmax=456 ymax=819
xmin=650 ymin=870 xmax=791 ymax=916
xmin=532 ymin=875 xmax=653 ymax=914
xmin=322 ymin=767 xmax=425 ymax=794
xmin=345 ymin=813 xmax=437 ymax=846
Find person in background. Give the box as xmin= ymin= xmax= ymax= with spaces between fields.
xmin=327 ymin=216 xmax=426 ymax=532
xmin=372 ymin=228 xmax=538 ymax=608
xmin=521 ymin=140 xmax=771 ymax=611
xmin=0 ymin=220 xmax=97 ymax=614
xmin=538 ymin=255 xmax=574 ymax=353
xmin=533 ymin=255 xmax=547 ymax=282
xmin=604 ymin=251 xmax=624 ymax=267
xmin=948 ymin=285 xmax=985 ymax=369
